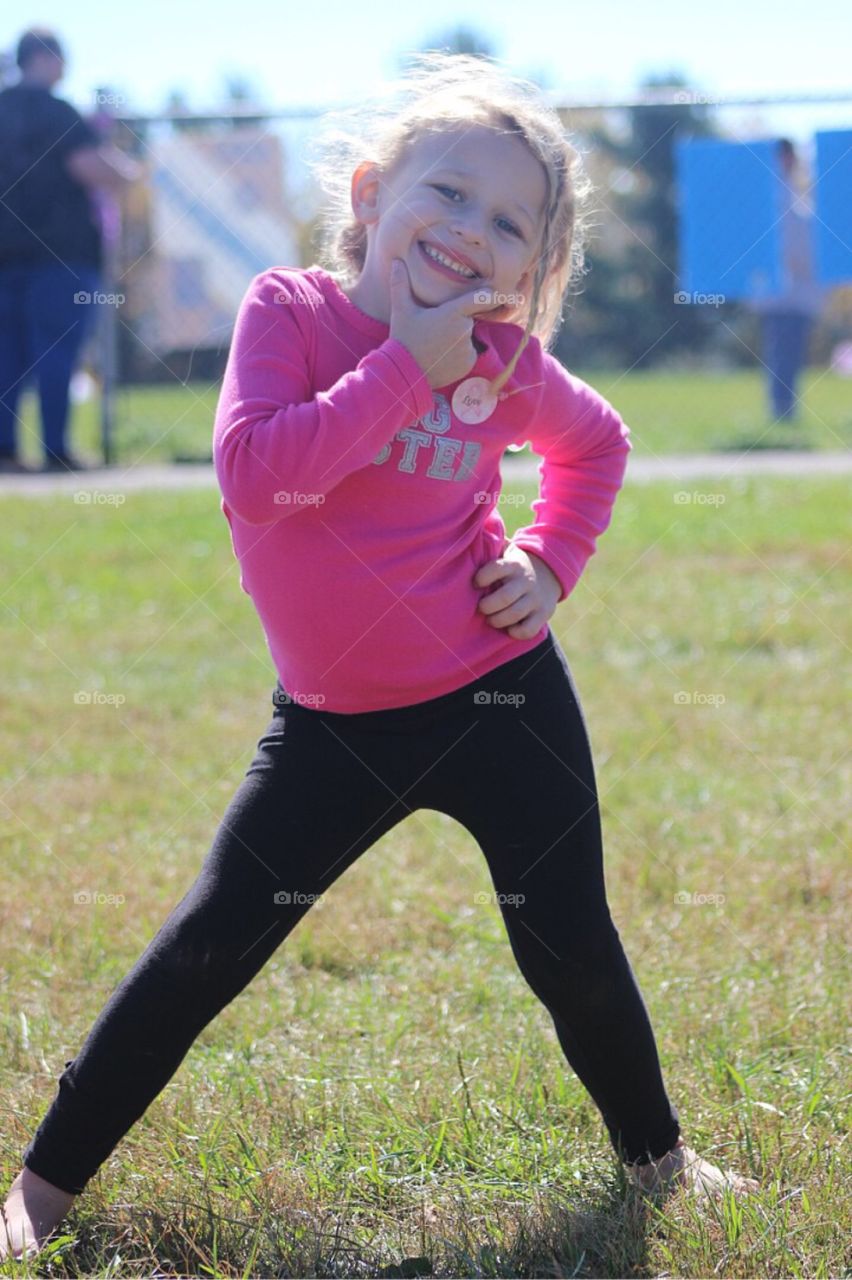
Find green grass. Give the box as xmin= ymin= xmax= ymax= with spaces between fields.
xmin=0 ymin=475 xmax=849 ymax=1277
xmin=10 ymin=366 xmax=852 ymax=468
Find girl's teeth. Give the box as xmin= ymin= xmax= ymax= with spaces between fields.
xmin=421 ymin=242 xmax=475 ymax=277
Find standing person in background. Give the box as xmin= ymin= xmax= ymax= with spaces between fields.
xmin=751 ymin=138 xmax=824 ymax=426
xmin=0 ymin=28 xmax=142 ymax=473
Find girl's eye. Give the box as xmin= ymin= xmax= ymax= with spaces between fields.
xmin=431 ymin=185 xmax=523 ymax=238
xmin=497 ymin=216 xmax=523 ymax=238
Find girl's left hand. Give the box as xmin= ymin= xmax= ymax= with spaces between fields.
xmin=474 ymin=544 xmax=562 ymax=639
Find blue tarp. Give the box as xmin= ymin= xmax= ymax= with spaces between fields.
xmin=675 ymin=137 xmax=783 ymax=302
xmin=813 ymin=130 xmax=852 ymax=285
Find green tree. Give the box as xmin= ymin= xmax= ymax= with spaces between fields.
xmin=559 ymin=73 xmax=723 ymax=370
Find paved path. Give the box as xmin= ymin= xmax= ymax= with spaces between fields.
xmin=0 ymin=450 xmax=848 ymax=495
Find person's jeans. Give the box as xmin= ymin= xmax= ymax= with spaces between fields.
xmin=21 ymin=629 xmax=680 ymax=1194
xmin=760 ymin=310 xmax=813 ymax=422
xmin=0 ymin=260 xmax=101 ymax=461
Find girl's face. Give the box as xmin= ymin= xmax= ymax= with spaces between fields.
xmin=344 ymin=124 xmax=548 ymax=323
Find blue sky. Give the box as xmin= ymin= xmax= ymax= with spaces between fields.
xmin=4 ymin=0 xmax=850 ymax=204
xmin=4 ymin=0 xmax=851 ymax=118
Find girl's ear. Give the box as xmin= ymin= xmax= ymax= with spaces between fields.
xmin=350 ymin=161 xmax=383 ymax=224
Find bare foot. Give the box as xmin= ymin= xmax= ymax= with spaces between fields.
xmin=0 ymin=1167 xmax=77 ymax=1262
xmin=627 ymin=1136 xmax=760 ymax=1201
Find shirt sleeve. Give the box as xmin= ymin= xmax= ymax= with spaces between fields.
xmin=212 ymin=270 xmax=435 ymax=525
xmin=507 ymin=354 xmax=632 ymax=603
xmin=52 ymin=99 xmax=100 ymax=159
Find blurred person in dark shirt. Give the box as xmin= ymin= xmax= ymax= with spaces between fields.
xmin=0 ymin=28 xmax=142 ymax=472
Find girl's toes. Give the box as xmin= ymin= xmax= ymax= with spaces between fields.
xmin=717 ymin=1168 xmax=761 ymax=1197
xmin=689 ymin=1163 xmax=760 ymax=1200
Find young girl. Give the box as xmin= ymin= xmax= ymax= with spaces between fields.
xmin=2 ymin=52 xmax=759 ymax=1262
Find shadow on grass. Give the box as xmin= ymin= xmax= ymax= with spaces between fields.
xmin=18 ymin=1175 xmax=670 ymax=1279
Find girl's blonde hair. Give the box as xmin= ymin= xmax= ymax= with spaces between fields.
xmin=305 ymin=52 xmax=595 ymax=393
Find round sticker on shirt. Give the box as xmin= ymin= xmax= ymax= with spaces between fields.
xmin=452 ymin=377 xmax=498 ymax=424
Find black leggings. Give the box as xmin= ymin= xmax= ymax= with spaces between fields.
xmin=22 ymin=628 xmax=679 ymax=1194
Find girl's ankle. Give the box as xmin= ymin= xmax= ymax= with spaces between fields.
xmin=13 ymin=1167 xmax=77 ymax=1201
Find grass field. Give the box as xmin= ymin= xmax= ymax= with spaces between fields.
xmin=9 ymin=366 xmax=852 ymax=469
xmin=0 ymin=473 xmax=849 ymax=1277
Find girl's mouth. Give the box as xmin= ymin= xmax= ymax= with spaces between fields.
xmin=417 ymin=239 xmax=479 ymax=282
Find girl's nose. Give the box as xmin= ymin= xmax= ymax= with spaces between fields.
xmin=448 ymin=218 xmax=484 ymax=246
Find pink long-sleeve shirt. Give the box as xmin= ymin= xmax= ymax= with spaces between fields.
xmin=213 ymin=265 xmax=632 ymax=712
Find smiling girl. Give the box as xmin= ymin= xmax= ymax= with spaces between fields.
xmin=2 ymin=51 xmax=759 ymax=1263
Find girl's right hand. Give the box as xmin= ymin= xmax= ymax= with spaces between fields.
xmin=388 ymin=256 xmax=496 ymax=389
